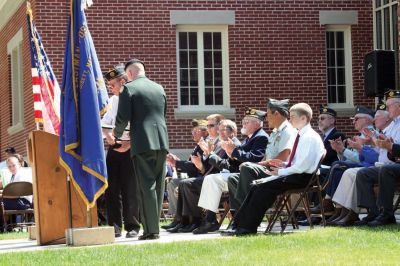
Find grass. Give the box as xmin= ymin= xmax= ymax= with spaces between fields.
xmin=1 ymin=225 xmax=400 ymax=265
xmin=0 ymin=231 xmax=28 ymax=240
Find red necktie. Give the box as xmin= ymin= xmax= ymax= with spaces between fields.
xmin=287 ymin=134 xmax=300 ymax=167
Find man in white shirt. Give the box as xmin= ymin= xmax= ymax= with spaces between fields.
xmin=221 ymin=103 xmax=325 ymax=236
xmin=1 ymin=156 xmax=32 ymax=210
xmin=102 ymin=65 xmax=140 ymax=238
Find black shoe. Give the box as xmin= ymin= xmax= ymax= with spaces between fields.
xmin=166 ymin=223 xmax=185 ymax=233
xmin=178 ymin=223 xmax=199 ymax=233
xmin=220 ymin=227 xmax=256 ymax=236
xmin=354 ymin=213 xmax=378 ymax=226
xmin=138 ymin=233 xmax=160 ymax=240
xmin=368 ymin=213 xmax=396 ymax=227
xmin=161 ymin=220 xmax=178 ymax=230
xmin=126 ymin=230 xmax=139 ymax=238
xmin=224 ymin=221 xmax=237 ymax=231
xmin=114 ymin=225 xmax=122 ymax=238
xmin=297 ymin=217 xmax=322 ymax=226
xmin=192 ymin=222 xmax=219 ymax=234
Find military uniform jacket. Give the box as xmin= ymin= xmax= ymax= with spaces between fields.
xmin=115 ymin=76 xmax=169 ymax=156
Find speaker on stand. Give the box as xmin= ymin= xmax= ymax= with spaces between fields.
xmin=364 ymin=50 xmax=396 ymax=98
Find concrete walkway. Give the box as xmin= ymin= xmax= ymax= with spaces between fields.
xmin=0 ymin=223 xmax=309 ymax=254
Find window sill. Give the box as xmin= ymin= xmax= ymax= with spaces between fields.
xmin=328 ymin=103 xmax=355 ymax=117
xmin=7 ymin=122 xmax=24 ymax=135
xmin=174 ymin=106 xmax=236 ymax=119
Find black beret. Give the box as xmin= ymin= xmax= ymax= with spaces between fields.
xmin=104 ymin=66 xmax=125 ymax=82
xmin=385 ymin=90 xmax=400 ymax=99
xmin=355 ymin=106 xmax=375 ymax=118
xmin=319 ymin=106 xmax=337 ymax=117
xmin=191 ymin=119 xmax=208 ymax=128
xmin=245 ymin=107 xmax=266 ymax=120
xmin=267 ymin=98 xmax=289 ymax=113
xmin=5 ymin=147 xmax=16 ymax=154
xmin=124 ymin=58 xmax=145 ymax=71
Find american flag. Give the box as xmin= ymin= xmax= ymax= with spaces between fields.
xmin=27 ymin=3 xmax=60 ymax=135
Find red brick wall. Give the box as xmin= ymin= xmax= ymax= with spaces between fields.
xmin=0 ymin=0 xmax=375 ymax=159
xmin=0 ymin=3 xmax=35 ymax=160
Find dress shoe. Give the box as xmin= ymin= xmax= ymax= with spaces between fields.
xmin=297 ymin=217 xmax=321 ymax=226
xmin=368 ymin=213 xmax=396 ymax=227
xmin=138 ymin=233 xmax=160 ymax=240
xmin=126 ymin=230 xmax=139 ymax=238
xmin=178 ymin=223 xmax=199 ymax=233
xmin=114 ymin=225 xmax=122 ymax=238
xmin=161 ymin=220 xmax=179 ymax=230
xmin=326 ymin=208 xmax=342 ymax=223
xmin=192 ymin=221 xmax=220 ymax=234
xmin=354 ymin=213 xmax=378 ymax=226
xmin=333 ymin=211 xmax=359 ymax=226
xmin=166 ymin=223 xmax=185 ymax=233
xmin=310 ymin=199 xmax=335 ymax=214
xmin=220 ymin=227 xmax=256 ymax=236
xmin=326 ymin=208 xmax=349 ymax=226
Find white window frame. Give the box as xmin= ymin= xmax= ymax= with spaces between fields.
xmin=7 ymin=28 xmax=24 ymax=135
xmin=373 ymin=0 xmax=398 ymax=50
xmin=326 ymin=25 xmax=354 ymax=111
xmin=174 ymin=25 xmax=234 ymax=119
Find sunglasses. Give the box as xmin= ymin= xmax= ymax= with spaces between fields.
xmin=207 ymin=124 xmax=216 ymax=128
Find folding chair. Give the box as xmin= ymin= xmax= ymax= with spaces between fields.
xmin=217 ymin=192 xmax=231 ymax=227
xmin=265 ymin=151 xmax=326 ymax=233
xmin=0 ymin=181 xmax=35 ymax=232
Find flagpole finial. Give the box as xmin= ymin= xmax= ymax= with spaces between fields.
xmin=26 ymin=1 xmax=33 ymax=16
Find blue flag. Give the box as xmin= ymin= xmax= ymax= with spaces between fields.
xmin=60 ymin=0 xmax=109 ymax=208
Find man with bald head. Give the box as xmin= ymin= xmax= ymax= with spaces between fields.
xmin=114 ymin=59 xmax=169 ymax=240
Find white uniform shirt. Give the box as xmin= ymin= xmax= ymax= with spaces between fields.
xmin=379 ymin=116 xmax=400 ymax=164
xmin=278 ymin=123 xmax=325 ymax=176
xmin=101 ymin=95 xmax=130 ymax=140
xmin=265 ymin=120 xmax=298 ymax=161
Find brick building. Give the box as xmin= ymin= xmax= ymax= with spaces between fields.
xmin=0 ymin=0 xmax=397 ymax=159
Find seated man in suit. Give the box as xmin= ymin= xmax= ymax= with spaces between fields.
xmin=164 ymin=119 xmax=209 ymax=220
xmin=221 ymin=103 xmax=325 ymax=236
xmin=356 ymin=90 xmax=400 ymax=226
xmin=0 ymin=155 xmax=32 ymax=210
xmin=165 ymin=114 xmax=225 ymax=232
xmin=226 ymin=99 xmax=297 ymax=224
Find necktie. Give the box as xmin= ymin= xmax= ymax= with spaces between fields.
xmin=10 ymin=174 xmax=15 ymax=183
xmin=287 ymin=134 xmax=300 ymax=167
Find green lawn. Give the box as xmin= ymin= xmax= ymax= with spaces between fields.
xmin=1 ymin=225 xmax=400 ymax=265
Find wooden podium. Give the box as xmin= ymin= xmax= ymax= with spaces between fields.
xmin=28 ymin=131 xmax=97 ymax=245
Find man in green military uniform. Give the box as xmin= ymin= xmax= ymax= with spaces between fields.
xmin=114 ymin=59 xmax=169 ymax=240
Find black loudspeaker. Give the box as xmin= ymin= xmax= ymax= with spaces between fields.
xmin=364 ymin=50 xmax=396 ymax=97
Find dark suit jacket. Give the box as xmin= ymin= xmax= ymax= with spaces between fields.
xmin=175 ymin=144 xmax=204 ymax=178
xmin=115 ymin=75 xmax=169 ymax=156
xmin=388 ymin=143 xmax=400 ymax=162
xmin=322 ymin=127 xmax=346 ymax=166
xmin=230 ymin=128 xmax=269 ymax=170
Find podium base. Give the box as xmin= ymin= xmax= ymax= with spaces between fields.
xmin=28 ymin=226 xmax=36 ymax=240
xmin=65 ymin=226 xmax=114 ymax=246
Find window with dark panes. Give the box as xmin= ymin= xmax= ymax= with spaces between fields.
xmin=177 ymin=30 xmax=225 ymax=107
xmin=326 ymin=31 xmax=346 ymax=104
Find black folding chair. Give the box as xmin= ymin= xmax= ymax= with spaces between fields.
xmin=265 ymin=151 xmax=327 ymax=233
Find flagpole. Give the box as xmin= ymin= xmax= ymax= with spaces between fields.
xmin=67 ymin=174 xmax=74 ymax=244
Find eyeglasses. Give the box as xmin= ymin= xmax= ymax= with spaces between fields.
xmin=207 ymin=124 xmax=216 ymax=128
xmin=353 ymin=116 xmax=366 ymax=122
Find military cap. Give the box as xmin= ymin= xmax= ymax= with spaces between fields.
xmin=104 ymin=66 xmax=125 ymax=82
xmin=385 ymin=90 xmax=400 ymax=99
xmin=376 ymin=103 xmax=386 ymax=111
xmin=355 ymin=106 xmax=375 ymax=118
xmin=244 ymin=107 xmax=266 ymax=120
xmin=124 ymin=58 xmax=145 ymax=71
xmin=267 ymin=98 xmax=289 ymax=113
xmin=191 ymin=119 xmax=208 ymax=128
xmin=5 ymin=147 xmax=16 ymax=154
xmin=319 ymin=105 xmax=337 ymax=117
